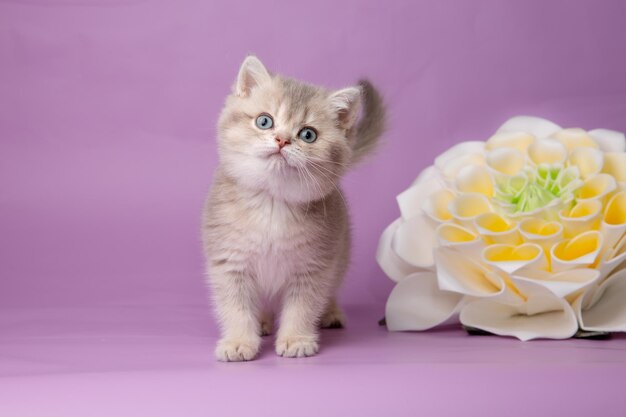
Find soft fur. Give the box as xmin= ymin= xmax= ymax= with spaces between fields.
xmin=202 ymin=56 xmax=385 ymax=361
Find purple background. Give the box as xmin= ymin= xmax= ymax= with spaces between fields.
xmin=2 ymin=1 xmax=626 ymax=416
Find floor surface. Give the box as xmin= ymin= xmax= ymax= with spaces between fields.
xmin=1 ymin=304 xmax=626 ymax=417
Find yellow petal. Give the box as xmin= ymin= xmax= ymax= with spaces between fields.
xmin=551 ymin=231 xmax=603 ymax=272
xmin=527 ymin=140 xmax=567 ymax=165
xmin=421 ymin=189 xmax=455 ymax=223
xmin=436 ymin=223 xmax=478 ymax=244
xmin=485 ymin=131 xmax=535 ymax=152
xmin=519 ymin=217 xmax=564 ymax=251
xmin=455 ymin=165 xmax=494 ymax=197
xmin=482 ymin=243 xmax=546 ymax=275
xmin=568 ymin=147 xmax=604 ymax=179
xmin=486 ymin=148 xmax=526 ymax=176
xmin=519 ymin=217 xmax=562 ymax=237
xmin=552 ymin=128 xmax=599 ymax=151
xmin=449 ymin=193 xmax=492 ymax=229
xmin=558 ymin=200 xmax=602 ymax=238
xmin=577 ymin=173 xmax=617 ymax=201
xmin=475 ymin=212 xmax=521 ymax=245
xmin=483 ymin=243 xmax=542 ymax=262
xmin=605 ymin=191 xmax=626 ymax=226
xmin=601 ymin=191 xmax=626 ymax=251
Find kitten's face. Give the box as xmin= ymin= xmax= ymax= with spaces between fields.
xmin=217 ymin=57 xmax=360 ymax=203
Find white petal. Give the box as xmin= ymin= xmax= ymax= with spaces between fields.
xmin=578 ymin=269 xmax=626 ymax=332
xmin=568 ymin=147 xmax=604 ymax=179
xmin=435 ymin=223 xmax=485 ymax=258
xmin=434 ymin=247 xmax=504 ymax=297
xmin=486 ymin=148 xmax=527 ymax=176
xmin=602 ymin=152 xmax=626 ymax=183
xmin=454 ymin=165 xmax=494 ymax=196
xmin=410 ymin=165 xmax=438 ymax=186
xmin=392 ymin=214 xmax=437 ymax=269
xmin=474 ymin=212 xmax=521 ymax=245
xmin=421 ymin=189 xmax=455 ymax=223
xmin=385 ymin=272 xmax=463 ymax=331
xmin=551 ymin=128 xmax=599 ymax=151
xmin=551 ymin=231 xmax=603 ymax=272
xmin=485 ymin=131 xmax=535 ymax=152
xmin=448 ymin=193 xmax=492 ymax=230
xmin=460 ymin=280 xmax=578 ymax=341
xmin=519 ymin=217 xmax=563 ymax=251
xmin=397 ymin=172 xmax=444 ymax=220
xmin=512 ymin=268 xmax=600 ymax=298
xmin=577 ymin=173 xmax=617 ymax=203
xmin=601 ymin=191 xmax=626 ymax=249
xmin=482 ymin=243 xmax=545 ymax=275
xmin=527 ymin=140 xmax=568 ymax=165
xmin=588 ymin=129 xmax=626 ymax=153
xmin=558 ymin=199 xmax=602 ymax=238
xmin=496 ymin=116 xmax=562 ymax=139
xmin=434 ymin=141 xmax=485 ymax=172
xmin=376 ymin=219 xmax=425 ymax=282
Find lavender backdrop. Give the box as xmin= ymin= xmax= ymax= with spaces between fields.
xmin=2 ymin=0 xmax=626 ymax=317
xmin=2 ymin=2 xmax=626 ymax=416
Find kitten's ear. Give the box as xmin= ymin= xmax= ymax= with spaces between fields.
xmin=328 ymin=87 xmax=362 ymax=129
xmin=235 ymin=56 xmax=272 ymax=97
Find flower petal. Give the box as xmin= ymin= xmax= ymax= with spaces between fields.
xmin=482 ymin=243 xmax=546 ymax=274
xmin=485 ymin=131 xmax=535 ymax=152
xmin=512 ymin=268 xmax=599 ymax=299
xmin=454 ymin=165 xmax=494 ymax=196
xmin=588 ymin=129 xmax=626 ymax=153
xmin=460 ymin=279 xmax=578 ymax=340
xmin=551 ymin=231 xmax=603 ymax=272
xmin=519 ymin=217 xmax=563 ymax=251
xmin=392 ymin=214 xmax=437 ymax=269
xmin=448 ymin=193 xmax=492 ymax=230
xmin=385 ymin=272 xmax=463 ymax=331
xmin=558 ymin=199 xmax=602 ymax=238
xmin=527 ymin=140 xmax=568 ymax=165
xmin=552 ymin=128 xmax=599 ymax=151
xmin=486 ymin=148 xmax=526 ymax=176
xmin=568 ymin=147 xmax=604 ymax=179
xmin=577 ymin=173 xmax=617 ymax=202
xmin=397 ymin=171 xmax=444 ymax=220
xmin=422 ymin=189 xmax=455 ymax=223
xmin=496 ymin=116 xmax=562 ymax=139
xmin=376 ymin=219 xmax=425 ymax=282
xmin=601 ymin=191 xmax=626 ymax=250
xmin=601 ymin=152 xmax=626 ymax=184
xmin=475 ymin=212 xmax=521 ymax=245
xmin=434 ymin=247 xmax=504 ymax=297
xmin=576 ymin=269 xmax=626 ymax=332
xmin=434 ymin=141 xmax=485 ymax=172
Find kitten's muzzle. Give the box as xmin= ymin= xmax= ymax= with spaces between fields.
xmin=275 ymin=137 xmax=291 ymax=149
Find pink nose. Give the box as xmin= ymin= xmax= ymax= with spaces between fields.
xmin=275 ymin=137 xmax=291 ymax=149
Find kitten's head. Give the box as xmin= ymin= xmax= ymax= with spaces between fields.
xmin=217 ymin=56 xmax=361 ymax=203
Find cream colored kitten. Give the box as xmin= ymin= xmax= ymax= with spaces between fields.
xmin=202 ymin=56 xmax=385 ymax=361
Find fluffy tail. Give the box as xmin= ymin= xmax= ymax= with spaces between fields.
xmin=352 ymin=79 xmax=386 ymax=164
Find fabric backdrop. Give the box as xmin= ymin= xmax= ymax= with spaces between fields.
xmin=2 ymin=0 xmax=626 ymax=315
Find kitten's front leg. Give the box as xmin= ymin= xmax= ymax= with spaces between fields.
xmin=211 ymin=270 xmax=262 ymax=362
xmin=276 ymin=273 xmax=330 ymax=358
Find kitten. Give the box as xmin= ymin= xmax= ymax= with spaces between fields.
xmin=202 ymin=56 xmax=385 ymax=361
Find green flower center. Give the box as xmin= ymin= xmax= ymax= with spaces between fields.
xmin=495 ymin=164 xmax=582 ymax=213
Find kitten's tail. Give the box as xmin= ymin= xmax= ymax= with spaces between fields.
xmin=352 ymin=79 xmax=386 ymax=165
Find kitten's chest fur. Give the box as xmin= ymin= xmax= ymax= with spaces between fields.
xmin=203 ymin=171 xmax=348 ymax=293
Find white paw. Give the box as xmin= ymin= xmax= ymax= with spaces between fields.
xmin=275 ymin=336 xmax=319 ymax=358
xmin=215 ymin=337 xmax=260 ymax=362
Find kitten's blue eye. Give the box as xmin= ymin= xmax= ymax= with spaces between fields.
xmin=298 ymin=127 xmax=317 ymax=143
xmin=255 ymin=114 xmax=274 ymax=130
